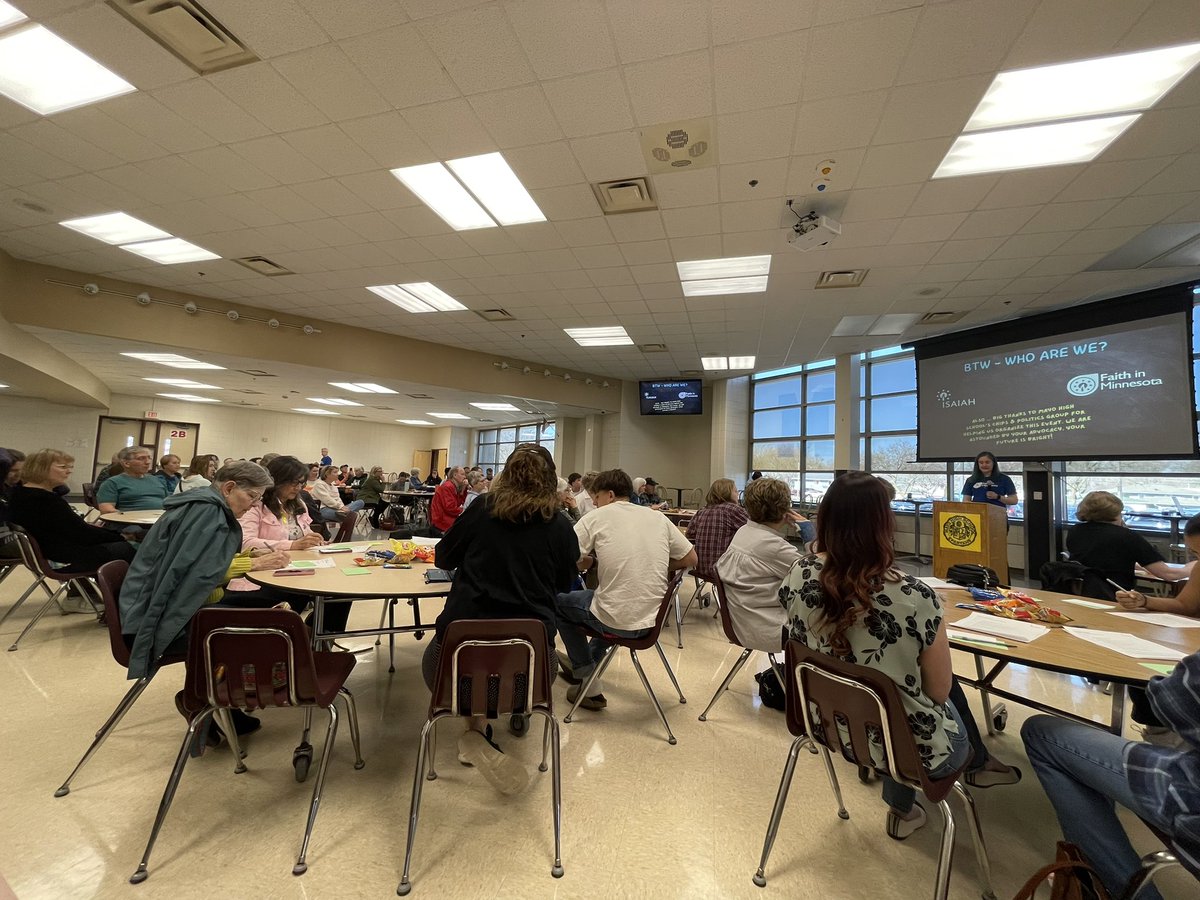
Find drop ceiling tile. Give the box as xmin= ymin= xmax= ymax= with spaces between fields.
xmin=569 ymin=132 xmax=647 ymax=182
xmin=608 ymin=0 xmax=710 ymax=63
xmin=1002 ymin=0 xmax=1150 ymax=69
xmin=969 ymin=257 xmax=1037 ymax=280
xmin=500 ymin=143 xmax=588 ymax=193
xmin=838 ymin=184 xmax=920 ymax=222
xmin=51 ymin=107 xmax=166 ymax=164
xmin=989 ymin=231 xmax=1071 ymax=259
xmin=204 ymin=194 xmax=286 ymax=229
xmin=906 ymin=176 xmax=998 ymax=216
xmin=662 ymin=204 xmax=722 ymax=238
xmin=417 ymin=5 xmax=535 ymax=94
xmin=929 ymin=237 xmax=1006 ymax=264
xmin=341 ymin=25 xmax=461 ymax=109
xmin=605 ymin=210 xmax=667 ymax=243
xmin=208 ymin=65 xmax=329 ymax=134
xmin=401 ymin=100 xmax=496 ymax=159
xmin=554 ymin=217 xmax=614 ymax=247
xmin=917 ymin=262 xmax=975 ymax=282
xmin=618 ymin=240 xmax=673 ymax=266
xmin=597 ymin=284 xmax=644 ymax=302
xmin=334 ymin=114 xmax=432 ymax=171
xmin=715 ymin=106 xmax=797 ymax=165
xmin=200 ymin=0 xmax=331 ymax=58
xmin=1107 ymin=192 xmax=1200 ymax=226
xmin=385 ymin=205 xmax=454 ymax=238
xmin=653 ymin=167 xmax=719 ymax=209
xmin=721 ymin=229 xmax=779 ymax=256
xmin=415 ymin=234 xmax=478 ymax=259
xmin=1131 ymin=154 xmax=1200 ymax=197
xmin=624 ymin=51 xmax=714 ymax=126
xmin=1018 ymin=200 xmax=1117 ymax=234
xmin=948 ymin=277 xmax=1013 ymax=297
xmin=279 ymin=124 xmax=380 ymax=176
xmin=1104 ymin=109 xmax=1200 ymax=162
xmin=804 ymin=9 xmax=920 ymax=100
xmin=1116 ymin=0 xmax=1200 ymax=51
xmin=543 ymin=69 xmax=636 ymax=138
xmin=468 ymin=85 xmax=564 ymax=149
xmin=896 ymin=0 xmax=1035 ymax=84
xmin=150 ymin=81 xmax=272 ymax=145
xmin=888 ymin=213 xmax=967 ymax=245
xmin=459 ymin=230 xmax=521 ymax=255
xmin=588 ymin=266 xmax=635 ymax=286
xmin=873 ymin=75 xmax=991 ymax=145
xmin=1050 ymin=225 xmax=1149 ymax=256
xmin=9 ymin=120 xmax=123 ymax=171
xmin=785 ymin=149 xmax=865 ymax=196
xmin=1053 ymin=157 xmax=1174 ymax=202
xmin=714 ymin=33 xmax=808 ymax=114
xmin=975 ymin=166 xmax=1085 ymax=209
xmin=712 ymin=0 xmax=815 ymax=43
xmin=952 ymin=206 xmax=1040 ymax=240
xmin=1022 ymin=253 xmax=1106 ymax=277
xmin=829 ymin=218 xmax=899 ymax=248
xmin=572 ymin=244 xmax=626 ymax=268
xmin=100 ymin=94 xmax=217 ymax=154
xmin=338 ymin=171 xmax=418 ymax=211
xmin=180 ymin=146 xmax=278 ymax=193
xmin=505 ymin=0 xmax=617 ymax=78
xmin=719 ymin=198 xmax=781 ymax=234
xmin=272 ymin=45 xmax=392 ymax=122
xmin=296 ymin=0 xmax=411 ymax=38
xmin=547 ymin=269 xmax=592 ymax=289
xmin=854 ymin=138 xmax=951 ymax=189
xmin=718 ymin=159 xmax=789 ymax=204
xmin=529 ymin=183 xmax=605 ymax=220
xmin=103 ymin=157 xmax=211 ymax=205
xmin=229 ymin=135 xmax=328 ymax=185
xmin=507 ymin=222 xmax=567 ymax=252
xmin=794 ymin=92 xmax=890 ymax=157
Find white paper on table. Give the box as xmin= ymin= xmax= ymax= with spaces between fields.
xmin=1063 ymin=627 xmax=1186 ymax=660
xmin=919 ymin=577 xmax=956 ymax=590
xmin=1108 ymin=611 xmax=1200 ymax=629
xmin=953 ymin=612 xmax=1049 ymax=643
xmin=1056 ymin=597 xmax=1113 ymax=610
xmin=287 ymin=558 xmax=336 ymax=569
xmin=412 ymin=536 xmax=440 ymax=547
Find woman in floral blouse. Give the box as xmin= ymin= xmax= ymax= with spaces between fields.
xmin=780 ymin=471 xmax=1019 ymax=839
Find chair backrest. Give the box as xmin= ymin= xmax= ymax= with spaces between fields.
xmin=184 ymin=607 xmax=335 ymax=711
xmin=6 ymin=524 xmax=73 ymax=582
xmin=82 ymin=482 xmax=98 ymax=507
xmin=785 ymin=639 xmax=962 ymax=803
xmin=710 ymin=574 xmax=745 ymax=648
xmin=431 ymin=618 xmax=553 ymax=719
xmin=96 ymin=559 xmax=134 ymax=666
xmin=333 ymin=509 xmax=360 ymax=543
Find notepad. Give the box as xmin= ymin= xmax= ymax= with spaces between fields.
xmin=1109 ymin=611 xmax=1200 ymax=629
xmin=953 ymin=612 xmax=1049 ymax=643
xmin=1140 ymin=663 xmax=1177 ymax=676
xmin=342 ymin=567 xmax=372 ymax=576
xmin=919 ymin=577 xmax=956 ymax=590
xmin=287 ymin=559 xmax=335 ymax=570
xmin=1063 ymin=628 xmax=1186 ymax=661
xmin=319 ymin=543 xmax=372 ymax=553
xmin=412 ymin=536 xmax=440 ymax=547
xmin=1056 ymin=597 xmax=1113 ymax=610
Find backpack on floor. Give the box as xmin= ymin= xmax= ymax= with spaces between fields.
xmin=755 ymin=667 xmax=785 ymax=711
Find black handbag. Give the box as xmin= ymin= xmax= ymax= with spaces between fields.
xmin=755 ymin=667 xmax=785 ymax=711
xmin=946 ymin=563 xmax=1002 ymax=588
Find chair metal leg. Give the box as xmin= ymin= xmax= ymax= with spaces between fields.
xmin=339 ymin=688 xmax=366 ymax=769
xmin=564 ymin=645 xmax=617 ymax=723
xmin=0 ymin=575 xmax=51 ymax=629
xmin=951 ymin=782 xmax=996 ymax=900
xmin=547 ymin=712 xmax=564 ymax=878
xmin=376 ymin=602 xmax=388 ymax=645
xmin=215 ymin=709 xmax=247 ymax=774
xmin=653 ymin=641 xmax=687 ymax=704
xmin=933 ymin=798 xmax=957 ymax=900
xmin=129 ymin=709 xmax=213 ymax=884
xmin=699 ymin=648 xmax=752 ymax=721
xmin=818 ymin=745 xmax=849 ymax=820
xmin=397 ymin=718 xmax=436 ymax=896
xmin=975 ymin=654 xmax=997 ymax=737
xmin=426 ymin=717 xmax=438 ymax=781
xmin=293 ymin=705 xmax=339 ymax=876
xmin=630 ymin=648 xmax=678 ymax=745
xmin=538 ymin=714 xmax=551 ymax=773
xmin=388 ymin=601 xmax=397 ymax=673
xmin=753 ymin=734 xmax=809 ymax=887
xmin=8 ymin=584 xmax=66 ymax=651
xmin=55 ymin=677 xmax=153 ymax=797
xmin=1121 ymin=850 xmax=1181 ymax=900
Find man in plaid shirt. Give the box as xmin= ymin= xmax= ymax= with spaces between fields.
xmin=1022 ymin=651 xmax=1200 ymax=899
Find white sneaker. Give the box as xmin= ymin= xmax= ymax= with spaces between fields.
xmin=886 ymin=802 xmax=927 ymax=840
xmin=456 ymin=728 xmax=530 ymax=795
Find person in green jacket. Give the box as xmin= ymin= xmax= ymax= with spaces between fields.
xmin=356 ymin=465 xmax=388 ymax=528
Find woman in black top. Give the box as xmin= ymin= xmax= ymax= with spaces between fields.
xmin=1065 ymin=491 xmax=1187 ymax=594
xmin=424 ymin=443 xmax=579 ymax=795
xmin=9 ymin=449 xmax=136 ymax=572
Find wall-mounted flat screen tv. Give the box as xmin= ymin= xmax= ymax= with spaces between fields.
xmin=639 ymin=380 xmax=703 ymax=415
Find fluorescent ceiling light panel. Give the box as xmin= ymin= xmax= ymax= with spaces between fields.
xmin=121 ymin=352 xmax=224 ymax=370
xmin=143 ymin=378 xmax=219 ymax=389
xmin=0 ymin=383 xmax=9 ymax=389
xmin=677 ymin=255 xmax=771 ymax=281
xmin=0 ymin=24 xmax=136 ymax=115
xmin=469 ymin=402 xmax=521 ymax=411
xmin=428 ymin=412 xmax=470 ymax=419
xmin=306 ymin=397 xmax=364 ymax=407
xmin=398 ymin=419 xmax=434 ymax=426
xmin=446 ymin=152 xmax=546 ymax=226
xmin=563 ymin=326 xmax=635 ymax=347
xmin=728 ymin=356 xmax=756 ymax=369
xmin=933 ymin=115 xmax=1139 ymax=178
xmin=60 ymin=212 xmax=170 ymax=245
xmin=965 ymin=42 xmax=1200 ymax=131
xmin=0 ymin=1 xmax=27 ymax=28
xmin=328 ymin=381 xmax=397 ymax=394
xmin=293 ymin=408 xmax=339 ymax=416
xmin=869 ymin=314 xmax=921 ymax=335
xmin=701 ymin=357 xmax=729 ymax=370
xmin=390 ymin=162 xmax=496 ymax=231
xmin=681 ymin=275 xmax=769 ymax=297
xmin=121 ymin=237 xmax=219 ymax=264
xmin=156 ymin=393 xmax=219 ymax=403
xmin=367 ymin=283 xmax=466 ymax=313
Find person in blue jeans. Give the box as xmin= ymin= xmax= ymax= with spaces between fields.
xmin=1022 ymin=652 xmax=1200 ymax=900
xmin=310 ymin=465 xmax=365 ymax=522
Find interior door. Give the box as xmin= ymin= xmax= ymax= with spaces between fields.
xmin=94 ymin=418 xmax=140 ymax=480
xmin=431 ymin=448 xmax=448 ymax=478
xmin=412 ymin=449 xmax=432 ymax=480
xmin=157 ymin=422 xmax=197 ymax=466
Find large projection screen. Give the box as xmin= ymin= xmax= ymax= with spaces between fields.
xmin=909 ymin=284 xmax=1198 ymax=462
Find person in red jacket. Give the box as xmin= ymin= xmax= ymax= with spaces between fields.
xmin=430 ymin=466 xmax=468 ymax=535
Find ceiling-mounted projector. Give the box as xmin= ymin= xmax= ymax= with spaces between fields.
xmin=786 ymin=206 xmax=841 ymax=251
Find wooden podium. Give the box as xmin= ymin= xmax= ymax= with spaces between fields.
xmin=931 ymin=500 xmax=1009 ymax=580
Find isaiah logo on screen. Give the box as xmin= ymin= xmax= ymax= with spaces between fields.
xmin=1067 ymin=374 xmax=1099 ymax=397
xmin=936 ymin=388 xmax=975 ymax=408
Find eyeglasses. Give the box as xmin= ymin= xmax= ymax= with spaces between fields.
xmin=240 ymin=487 xmax=264 ymax=502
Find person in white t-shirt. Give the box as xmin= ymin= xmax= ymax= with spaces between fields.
xmin=556 ymin=468 xmax=696 ymax=709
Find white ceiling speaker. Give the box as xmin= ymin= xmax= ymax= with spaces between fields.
xmin=82 ymin=283 xmax=99 ymax=295
xmin=226 ymin=310 xmax=239 ymax=321
xmin=183 ymin=301 xmax=198 ymax=314
xmin=302 ymin=325 xmax=314 ymax=335
xmin=267 ymin=318 xmax=280 ymax=329
xmin=639 ymin=117 xmax=716 ymax=174
xmin=136 ymin=292 xmax=151 ymax=305
xmin=522 ymin=366 xmax=531 ymax=375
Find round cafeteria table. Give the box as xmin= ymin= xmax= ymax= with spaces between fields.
xmin=98 ymin=509 xmax=164 ymax=525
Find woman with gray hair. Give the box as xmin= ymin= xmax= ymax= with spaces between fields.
xmin=462 ymin=469 xmax=487 ymax=510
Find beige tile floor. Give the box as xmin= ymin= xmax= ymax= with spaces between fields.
xmin=0 ymin=566 xmax=1194 ymax=900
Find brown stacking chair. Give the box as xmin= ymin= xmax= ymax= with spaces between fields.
xmin=332 ymin=508 xmax=362 ymax=543
xmin=54 ymin=560 xmax=188 ymax=797
xmin=697 ymin=574 xmax=783 ymax=722
xmin=3 ymin=525 xmax=103 ymax=651
xmin=753 ymin=639 xmax=995 ymax=900
xmin=129 ymin=606 xmax=365 ymax=884
xmin=397 ymin=618 xmax=561 ymax=895
xmin=82 ymin=482 xmax=98 ymax=508
xmin=563 ymin=570 xmax=687 ymax=744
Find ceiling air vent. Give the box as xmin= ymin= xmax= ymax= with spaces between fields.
xmin=592 ymin=177 xmax=658 ymax=215
xmin=407 ymin=393 xmax=434 ymax=400
xmin=371 ymin=406 xmax=395 ymax=411
xmin=236 ymin=369 xmax=274 ymax=377
xmin=679 ymin=369 xmax=701 ymax=377
xmin=475 ymin=308 xmax=514 ymax=322
xmin=233 ymin=389 xmax=266 ymax=395
xmin=232 ymin=256 xmax=293 ymax=277
xmin=638 ymin=343 xmax=668 ymax=353
xmin=815 ymin=269 xmax=868 ymax=289
xmin=639 ymin=117 xmax=716 ymax=174
xmin=918 ymin=311 xmax=966 ymax=325
xmin=108 ymin=0 xmax=259 ymax=75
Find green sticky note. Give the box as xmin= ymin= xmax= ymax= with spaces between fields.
xmin=289 ymin=560 xmax=316 ymax=569
xmin=343 ymin=567 xmax=372 ymax=576
xmin=1141 ymin=663 xmax=1176 ymax=676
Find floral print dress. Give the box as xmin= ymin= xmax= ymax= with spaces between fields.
xmin=779 ymin=554 xmax=960 ymax=772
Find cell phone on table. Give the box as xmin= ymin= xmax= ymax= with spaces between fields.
xmin=318 ymin=547 xmax=352 ymax=553
xmin=274 ymin=568 xmax=316 ymax=576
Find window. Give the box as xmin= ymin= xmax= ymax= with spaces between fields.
xmin=474 ymin=420 xmax=555 ymax=474
xmin=751 ymin=359 xmax=835 ymax=502
xmin=861 ymin=348 xmax=947 ymax=502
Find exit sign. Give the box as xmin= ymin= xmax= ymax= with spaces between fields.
xmin=145 ymin=411 xmax=159 ymax=419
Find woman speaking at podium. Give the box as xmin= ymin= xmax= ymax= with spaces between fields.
xmin=960 ymin=451 xmax=1018 ymax=509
